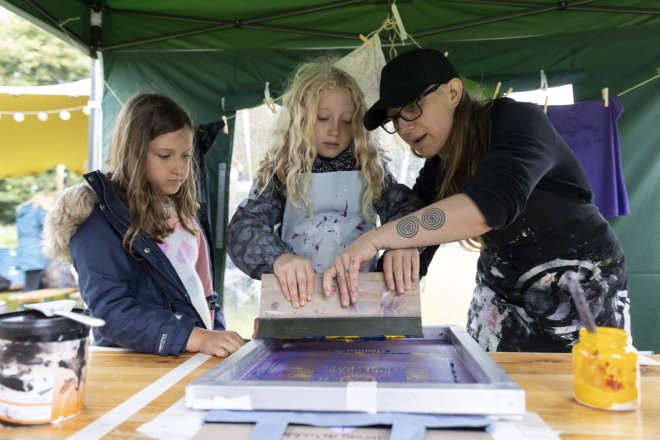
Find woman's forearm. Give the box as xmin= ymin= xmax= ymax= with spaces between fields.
xmin=370 ymin=193 xmax=491 ymax=251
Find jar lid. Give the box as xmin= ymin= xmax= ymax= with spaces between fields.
xmin=0 ymin=309 xmax=90 ymax=343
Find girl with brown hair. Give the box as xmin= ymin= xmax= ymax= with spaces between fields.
xmin=44 ymin=93 xmax=245 ymax=357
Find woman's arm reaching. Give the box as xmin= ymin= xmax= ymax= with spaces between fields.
xmin=323 ymin=193 xmax=490 ymax=306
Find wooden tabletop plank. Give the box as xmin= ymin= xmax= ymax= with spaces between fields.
xmin=6 ymin=287 xmax=78 ymax=302
xmin=491 ymin=352 xmax=660 ymax=439
xmin=2 ymin=348 xmax=658 ymax=439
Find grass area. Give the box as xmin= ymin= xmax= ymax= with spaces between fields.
xmin=0 ymin=224 xmax=17 ymax=247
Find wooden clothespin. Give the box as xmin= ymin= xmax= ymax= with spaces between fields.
xmin=221 ymin=115 xmax=229 ymax=134
xmin=492 ymin=81 xmax=502 ymax=99
xmin=264 ymin=82 xmax=277 ymax=114
xmin=359 ymin=34 xmax=369 ymax=43
xmin=601 ymin=87 xmax=609 ymax=108
xmin=543 ymin=96 xmax=549 ymax=114
xmin=506 ymin=87 xmax=513 ymax=96
xmin=540 ymin=69 xmax=549 ymax=91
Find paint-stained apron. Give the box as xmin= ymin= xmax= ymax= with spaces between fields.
xmin=281 ymin=171 xmax=377 ymax=273
xmin=467 ymin=258 xmax=630 ymax=352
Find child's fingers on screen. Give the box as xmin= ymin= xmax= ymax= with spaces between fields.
xmin=322 ymin=268 xmax=336 ymax=296
xmin=306 ymin=266 xmax=315 ymax=301
xmin=286 ymin=275 xmax=300 ymax=307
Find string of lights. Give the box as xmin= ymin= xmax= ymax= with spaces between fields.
xmin=0 ymin=104 xmax=90 ymax=121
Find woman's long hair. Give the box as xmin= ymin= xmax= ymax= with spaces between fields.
xmin=255 ymin=59 xmax=384 ymax=221
xmin=413 ymin=88 xmax=492 ymax=248
xmin=435 ymin=89 xmax=492 ymax=201
xmin=107 ymin=93 xmax=199 ymax=256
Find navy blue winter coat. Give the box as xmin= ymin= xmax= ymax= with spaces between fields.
xmin=56 ymin=171 xmax=226 ymax=355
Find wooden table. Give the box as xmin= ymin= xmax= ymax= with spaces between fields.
xmin=2 ymin=349 xmax=658 ymax=439
xmin=0 ymin=288 xmax=79 ymax=313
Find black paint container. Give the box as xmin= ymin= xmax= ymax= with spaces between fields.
xmin=0 ymin=309 xmax=90 ymax=425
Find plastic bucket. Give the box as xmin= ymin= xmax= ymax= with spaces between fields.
xmin=0 ymin=309 xmax=90 ymax=425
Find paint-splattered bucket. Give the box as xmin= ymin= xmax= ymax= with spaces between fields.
xmin=0 ymin=309 xmax=90 ymax=425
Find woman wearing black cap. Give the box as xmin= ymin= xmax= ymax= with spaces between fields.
xmin=322 ymin=48 xmax=629 ymax=352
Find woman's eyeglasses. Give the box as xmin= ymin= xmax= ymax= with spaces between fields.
xmin=380 ymin=84 xmax=441 ymax=134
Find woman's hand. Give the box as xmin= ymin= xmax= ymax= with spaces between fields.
xmin=186 ymin=327 xmax=245 ymax=358
xmin=273 ymin=253 xmax=316 ymax=308
xmin=322 ymin=233 xmax=379 ymax=307
xmin=382 ymin=248 xmax=420 ymax=294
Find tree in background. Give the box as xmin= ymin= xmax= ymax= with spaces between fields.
xmin=0 ymin=7 xmax=89 ymax=85
xmin=0 ymin=7 xmax=88 ymax=230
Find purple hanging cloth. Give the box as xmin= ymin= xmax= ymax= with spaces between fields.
xmin=546 ymin=96 xmax=630 ymax=218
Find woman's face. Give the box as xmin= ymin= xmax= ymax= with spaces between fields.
xmin=390 ymin=80 xmax=462 ymax=159
xmin=313 ymin=86 xmax=355 ymax=159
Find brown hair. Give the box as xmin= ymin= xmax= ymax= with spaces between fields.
xmin=410 ymin=89 xmax=492 ymax=248
xmin=107 ymin=93 xmax=199 ymax=256
xmin=434 ymin=90 xmax=492 ymax=201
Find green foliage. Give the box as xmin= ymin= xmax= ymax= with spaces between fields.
xmin=0 ymin=167 xmax=81 ymax=224
xmin=0 ymin=11 xmax=89 ymax=85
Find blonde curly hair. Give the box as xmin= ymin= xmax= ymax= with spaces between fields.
xmin=255 ymin=58 xmax=384 ymax=221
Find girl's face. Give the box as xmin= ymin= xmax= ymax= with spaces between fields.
xmin=391 ymin=80 xmax=462 ymax=159
xmin=313 ymin=86 xmax=355 ymax=159
xmin=146 ymin=127 xmax=193 ymax=200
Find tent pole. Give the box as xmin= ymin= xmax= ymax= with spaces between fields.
xmin=101 ymin=0 xmax=366 ymax=50
xmin=242 ymin=24 xmax=357 ymax=40
xmin=20 ymin=0 xmax=91 ymax=54
xmin=438 ymin=0 xmax=660 ymax=15
xmin=103 ymin=24 xmax=357 ymax=51
xmin=413 ymin=0 xmax=597 ymax=37
xmin=87 ymin=57 xmax=104 ymax=173
xmin=110 ymin=0 xmax=365 ymax=24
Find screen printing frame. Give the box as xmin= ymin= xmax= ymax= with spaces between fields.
xmin=186 ymin=326 xmax=525 ymax=416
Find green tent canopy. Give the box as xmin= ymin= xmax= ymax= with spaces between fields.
xmin=2 ymin=0 xmax=659 ymax=350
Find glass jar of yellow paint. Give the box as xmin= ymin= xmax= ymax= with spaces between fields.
xmin=572 ymin=327 xmax=640 ymax=411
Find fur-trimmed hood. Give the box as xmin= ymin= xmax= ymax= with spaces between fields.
xmin=43 ymin=182 xmax=97 ymax=263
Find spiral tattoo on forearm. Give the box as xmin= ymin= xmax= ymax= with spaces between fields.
xmin=396 ymin=216 xmax=421 ymax=238
xmin=421 ymin=208 xmax=445 ymax=230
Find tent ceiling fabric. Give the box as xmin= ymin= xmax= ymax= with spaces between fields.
xmin=1 ymin=0 xmax=659 ymax=55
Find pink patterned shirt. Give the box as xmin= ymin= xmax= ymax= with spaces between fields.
xmin=158 ymin=213 xmax=213 ymax=329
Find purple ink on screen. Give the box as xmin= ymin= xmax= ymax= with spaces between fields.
xmin=240 ymin=339 xmax=475 ymax=384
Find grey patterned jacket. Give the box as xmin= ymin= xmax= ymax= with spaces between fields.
xmin=227 ymin=161 xmax=425 ymax=280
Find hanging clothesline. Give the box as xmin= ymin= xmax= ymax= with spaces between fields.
xmin=222 ymin=6 xmax=418 ymax=129
xmin=618 ymin=68 xmax=660 ymax=97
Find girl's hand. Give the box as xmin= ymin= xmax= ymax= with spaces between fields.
xmin=186 ymin=327 xmax=245 ymax=358
xmin=273 ymin=253 xmax=316 ymax=308
xmin=382 ymin=248 xmax=420 ymax=294
xmin=322 ymin=234 xmax=378 ymax=307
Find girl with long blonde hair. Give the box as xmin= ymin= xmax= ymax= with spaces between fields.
xmin=228 ymin=59 xmax=425 ymax=308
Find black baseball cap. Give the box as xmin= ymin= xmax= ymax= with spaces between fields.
xmin=364 ymin=48 xmax=460 ymax=130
